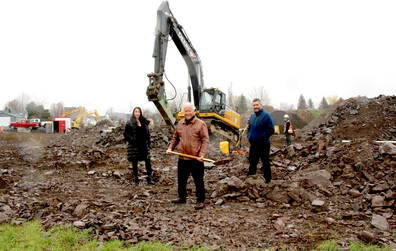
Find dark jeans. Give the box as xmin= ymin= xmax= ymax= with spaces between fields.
xmin=132 ymin=158 xmax=152 ymax=177
xmin=286 ymin=134 xmax=292 ymax=146
xmin=248 ymin=141 xmax=271 ymax=182
xmin=177 ymin=159 xmax=205 ymax=203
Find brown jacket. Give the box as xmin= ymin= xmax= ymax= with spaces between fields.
xmin=168 ymin=116 xmax=209 ymax=159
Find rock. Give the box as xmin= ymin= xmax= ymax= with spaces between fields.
xmin=343 ymin=165 xmax=354 ymax=174
xmin=312 ymin=199 xmax=325 ymax=207
xmin=349 ymin=189 xmax=361 ymax=197
xmin=371 ymin=214 xmax=389 ymax=231
xmin=294 ymin=143 xmax=303 ymax=150
xmin=287 ymin=146 xmax=295 ymax=157
xmin=287 ymin=166 xmax=297 ymax=171
xmin=1 ymin=205 xmax=14 ymax=215
xmin=44 ymin=170 xmax=55 ymax=176
xmin=73 ymin=221 xmax=86 ymax=228
xmin=0 ymin=213 xmax=9 ymax=224
xmin=113 ymin=171 xmax=122 ymax=179
xmin=266 ymin=186 xmax=291 ymax=203
xmin=274 ymin=218 xmax=285 ymax=231
xmin=73 ymin=204 xmax=89 ymax=217
xmin=215 ymin=199 xmax=224 ymax=205
xmin=372 ymin=182 xmax=390 ymax=192
xmin=227 ymin=176 xmax=245 ymax=190
xmin=358 ymin=230 xmax=378 ymax=244
xmin=371 ymin=195 xmax=385 ymax=207
xmin=312 ymin=199 xmax=326 ymax=212
xmin=307 ymin=170 xmax=333 ymax=188
xmin=325 ymin=217 xmax=335 ymax=225
xmin=379 ymin=142 xmax=396 ymax=155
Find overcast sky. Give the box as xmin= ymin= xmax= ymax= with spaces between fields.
xmin=1 ymin=0 xmax=395 ymax=115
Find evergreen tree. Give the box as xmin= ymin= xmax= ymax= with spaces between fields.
xmin=236 ymin=94 xmax=248 ymax=114
xmin=308 ymin=98 xmax=315 ymax=109
xmin=41 ymin=109 xmax=51 ymax=120
xmin=297 ymin=94 xmax=307 ymax=110
xmin=318 ymin=97 xmax=330 ymax=110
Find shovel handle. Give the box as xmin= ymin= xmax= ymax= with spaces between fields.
xmin=168 ymin=151 xmax=215 ymax=163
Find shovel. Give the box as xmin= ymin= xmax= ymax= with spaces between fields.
xmin=168 ymin=151 xmax=232 ymax=166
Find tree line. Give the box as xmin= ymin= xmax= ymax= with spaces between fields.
xmin=3 ymin=93 xmax=65 ymax=120
xmin=4 ymin=89 xmax=337 ymax=120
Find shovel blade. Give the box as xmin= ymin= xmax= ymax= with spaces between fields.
xmin=212 ymin=159 xmax=233 ymax=166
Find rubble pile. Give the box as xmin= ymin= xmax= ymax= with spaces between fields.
xmin=0 ymin=95 xmax=395 ymax=249
xmin=300 ymin=95 xmax=396 ymax=141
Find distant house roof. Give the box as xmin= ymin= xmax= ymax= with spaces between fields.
xmin=10 ymin=110 xmax=28 ymax=118
xmin=0 ymin=110 xmax=16 ymax=117
xmin=0 ymin=110 xmax=27 ymax=118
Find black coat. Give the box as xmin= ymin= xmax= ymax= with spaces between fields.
xmin=123 ymin=118 xmax=151 ymax=162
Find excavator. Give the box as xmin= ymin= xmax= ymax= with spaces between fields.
xmin=146 ymin=1 xmax=240 ymax=142
xmin=61 ymin=107 xmax=100 ymax=129
xmin=61 ymin=106 xmax=84 ymax=118
xmin=73 ymin=110 xmax=100 ymax=129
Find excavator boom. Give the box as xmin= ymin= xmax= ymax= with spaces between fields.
xmin=147 ymin=1 xmax=240 ymax=142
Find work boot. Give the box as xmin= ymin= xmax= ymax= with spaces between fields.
xmin=147 ymin=174 xmax=155 ymax=185
xmin=171 ymin=197 xmax=186 ymax=204
xmin=194 ymin=202 xmax=205 ymax=210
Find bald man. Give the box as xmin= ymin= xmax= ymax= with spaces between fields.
xmin=166 ymin=102 xmax=209 ymax=210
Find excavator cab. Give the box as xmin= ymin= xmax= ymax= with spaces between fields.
xmin=199 ymin=88 xmax=226 ymax=115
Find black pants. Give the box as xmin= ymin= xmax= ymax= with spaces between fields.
xmin=177 ymin=159 xmax=205 ymax=203
xmin=132 ymin=158 xmax=152 ymax=177
xmin=286 ymin=134 xmax=292 ymax=146
xmin=248 ymin=141 xmax=271 ymax=182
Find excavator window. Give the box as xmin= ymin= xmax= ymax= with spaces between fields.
xmin=199 ymin=91 xmax=214 ymax=112
xmin=215 ymin=92 xmax=222 ymax=112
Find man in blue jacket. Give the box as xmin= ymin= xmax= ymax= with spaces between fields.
xmin=247 ymin=98 xmax=275 ymax=183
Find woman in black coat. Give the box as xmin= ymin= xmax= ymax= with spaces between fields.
xmin=123 ymin=107 xmax=154 ymax=185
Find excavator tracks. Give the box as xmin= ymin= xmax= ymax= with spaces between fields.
xmin=203 ymin=119 xmax=239 ymax=144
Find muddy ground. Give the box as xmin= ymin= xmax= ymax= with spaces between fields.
xmin=0 ymin=95 xmax=395 ymax=250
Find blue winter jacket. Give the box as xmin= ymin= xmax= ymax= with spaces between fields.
xmin=247 ymin=109 xmax=275 ymax=144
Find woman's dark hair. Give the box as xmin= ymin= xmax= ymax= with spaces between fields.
xmin=131 ymin=107 xmax=144 ymax=124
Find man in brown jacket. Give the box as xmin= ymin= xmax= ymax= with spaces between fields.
xmin=166 ymin=102 xmax=209 ymax=210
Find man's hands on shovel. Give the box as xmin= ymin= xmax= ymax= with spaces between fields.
xmin=166 ymin=149 xmax=204 ymax=162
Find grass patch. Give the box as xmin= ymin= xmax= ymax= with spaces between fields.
xmin=317 ymin=239 xmax=392 ymax=251
xmin=0 ymin=221 xmax=97 ymax=250
xmin=2 ymin=221 xmax=393 ymax=250
xmin=309 ymin=109 xmax=324 ymax=117
xmin=0 ymin=221 xmax=207 ymax=250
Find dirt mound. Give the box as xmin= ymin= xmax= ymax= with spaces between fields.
xmin=301 ymin=95 xmax=396 ymax=141
xmin=95 ymin=119 xmax=115 ymax=128
xmin=271 ymin=110 xmax=308 ymax=131
xmin=291 ymin=109 xmax=315 ymax=124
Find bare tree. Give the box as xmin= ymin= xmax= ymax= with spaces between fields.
xmin=279 ymin=102 xmax=294 ymax=111
xmin=227 ymin=82 xmax=237 ymax=109
xmin=248 ymin=86 xmax=271 ymax=106
xmin=168 ymin=87 xmax=188 ymax=112
xmin=50 ymin=102 xmax=65 ymax=118
xmin=105 ymin=107 xmax=119 ymax=122
xmin=4 ymin=93 xmax=31 ymax=111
